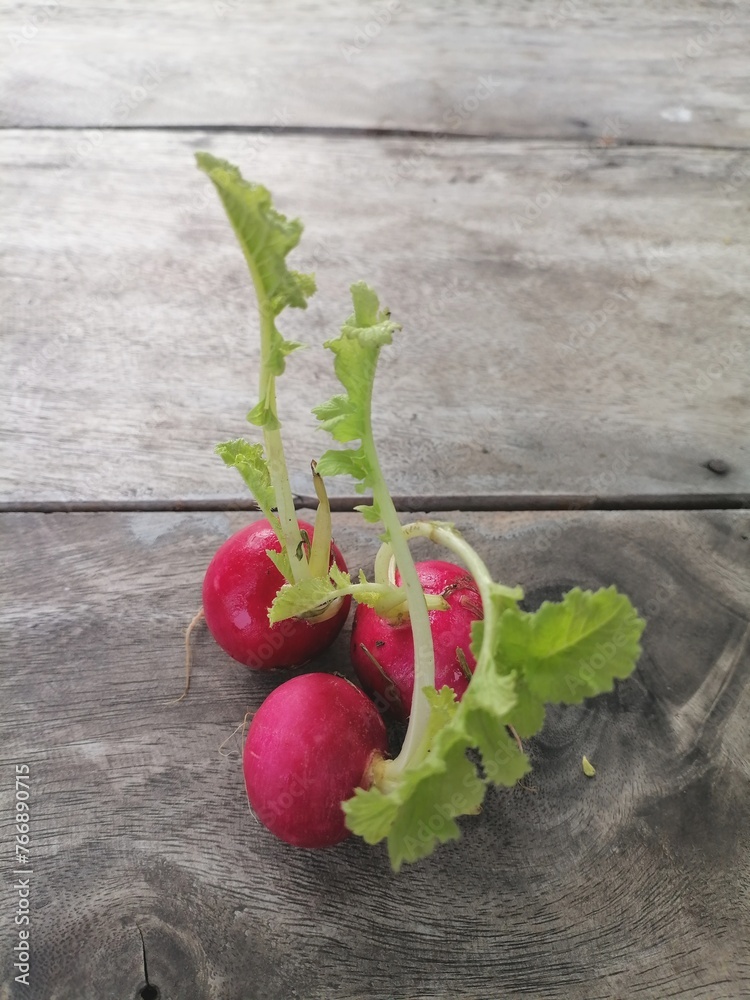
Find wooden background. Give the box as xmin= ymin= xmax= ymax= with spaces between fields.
xmin=1 ymin=2 xmax=748 ymax=998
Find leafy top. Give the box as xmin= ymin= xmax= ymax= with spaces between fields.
xmin=195 ymin=152 xmax=314 ymax=318
xmin=197 ymin=155 xmax=327 ymax=584
xmin=196 ymin=152 xmax=315 ymax=429
xmin=308 ymin=283 xmax=647 ymax=871
xmin=313 ymin=282 xmax=400 ymax=502
xmin=344 ymin=575 xmax=645 ymax=870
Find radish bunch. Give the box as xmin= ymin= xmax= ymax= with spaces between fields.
xmin=193 ymin=154 xmax=646 ymax=870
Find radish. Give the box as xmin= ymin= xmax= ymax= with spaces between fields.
xmin=351 ymin=559 xmax=483 ymax=719
xmin=203 ymin=519 xmax=351 ymax=669
xmin=244 ymin=673 xmax=388 ymax=847
xmin=196 ymin=157 xmax=646 ymax=870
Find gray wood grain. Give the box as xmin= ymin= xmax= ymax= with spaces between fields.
xmin=1 ymin=509 xmax=748 ymax=999
xmin=2 ymin=1 xmax=749 ymax=148
xmin=2 ymin=130 xmax=749 ymax=505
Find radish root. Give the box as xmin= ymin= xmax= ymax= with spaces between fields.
xmin=219 ymin=710 xmax=253 ymax=759
xmin=508 ymin=724 xmax=523 ymax=754
xmin=172 ymin=607 xmax=205 ymax=704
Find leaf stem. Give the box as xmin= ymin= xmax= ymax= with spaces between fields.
xmin=366 ymin=491 xmax=436 ymax=785
xmin=252 ymin=295 xmax=308 ymax=584
xmin=377 ymin=520 xmax=523 ymax=786
xmin=377 ymin=520 xmax=521 ymax=610
xmin=277 ymin=581 xmax=447 ymax=622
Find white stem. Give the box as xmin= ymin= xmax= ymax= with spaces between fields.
xmin=375 ymin=520 xmax=521 ymax=609
xmin=252 ymin=285 xmax=308 ymax=584
xmin=375 ymin=499 xmax=436 ymax=781
xmin=355 ymin=398 xmax=436 ymax=782
xmin=262 ymin=389 xmax=308 ymax=583
xmin=376 ymin=519 xmax=523 ymax=788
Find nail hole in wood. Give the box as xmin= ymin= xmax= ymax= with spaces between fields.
xmin=705 ymin=459 xmax=730 ymax=475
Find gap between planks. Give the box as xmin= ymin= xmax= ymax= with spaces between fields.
xmin=1 ymin=494 xmax=748 ymax=514
xmin=3 ymin=124 xmax=749 ymax=153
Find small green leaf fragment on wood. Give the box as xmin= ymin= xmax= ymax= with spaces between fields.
xmin=582 ymin=755 xmax=596 ymax=778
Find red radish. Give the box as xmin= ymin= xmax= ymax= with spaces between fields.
xmin=351 ymin=560 xmax=483 ymax=719
xmin=244 ymin=673 xmax=388 ymax=847
xmin=203 ymin=519 xmax=351 ymax=669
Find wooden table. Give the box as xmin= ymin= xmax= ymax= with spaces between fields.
xmin=2 ymin=4 xmax=749 ymax=998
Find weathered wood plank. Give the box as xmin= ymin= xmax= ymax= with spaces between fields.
xmin=2 ymin=130 xmax=748 ymax=504
xmin=1 ymin=510 xmax=748 ymax=999
xmin=2 ymin=1 xmax=750 ymax=148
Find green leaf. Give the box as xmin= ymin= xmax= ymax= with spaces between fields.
xmin=344 ymin=787 xmax=400 ymax=844
xmin=344 ymin=733 xmax=479 ymax=868
xmin=469 ymin=581 xmax=524 ymax=663
xmin=345 ymin=282 xmax=399 ymax=347
xmin=349 ymin=281 xmax=380 ymax=327
xmin=344 ymin=657 xmax=527 ymax=871
xmin=328 ymin=562 xmax=351 ymax=589
xmin=315 ymin=447 xmax=371 ymax=484
xmin=385 ymin=730 xmax=485 ymax=869
xmin=216 ymin=439 xmax=279 ymax=529
xmin=265 ymin=548 xmax=293 ymax=584
xmin=497 ymin=587 xmax=646 ymax=705
xmin=354 ymin=502 xmax=382 ymax=524
xmin=246 ymin=400 xmax=280 ymax=431
xmin=504 ymin=674 xmax=546 ymax=739
xmin=196 ymin=152 xmax=315 ymax=428
xmin=269 ymin=564 xmax=414 ymax=624
xmin=423 ymin=686 xmax=461 ymax=744
xmin=195 ymin=153 xmax=315 ymax=316
xmin=312 ymin=282 xmax=400 ymax=496
xmin=312 ymin=393 xmax=358 ymax=442
xmin=269 ymin=576 xmax=340 ymax=623
xmin=344 ymin=585 xmax=643 ymax=870
xmin=457 ymin=671 xmax=532 ymax=788
xmin=267 ymin=336 xmax=306 ymax=378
